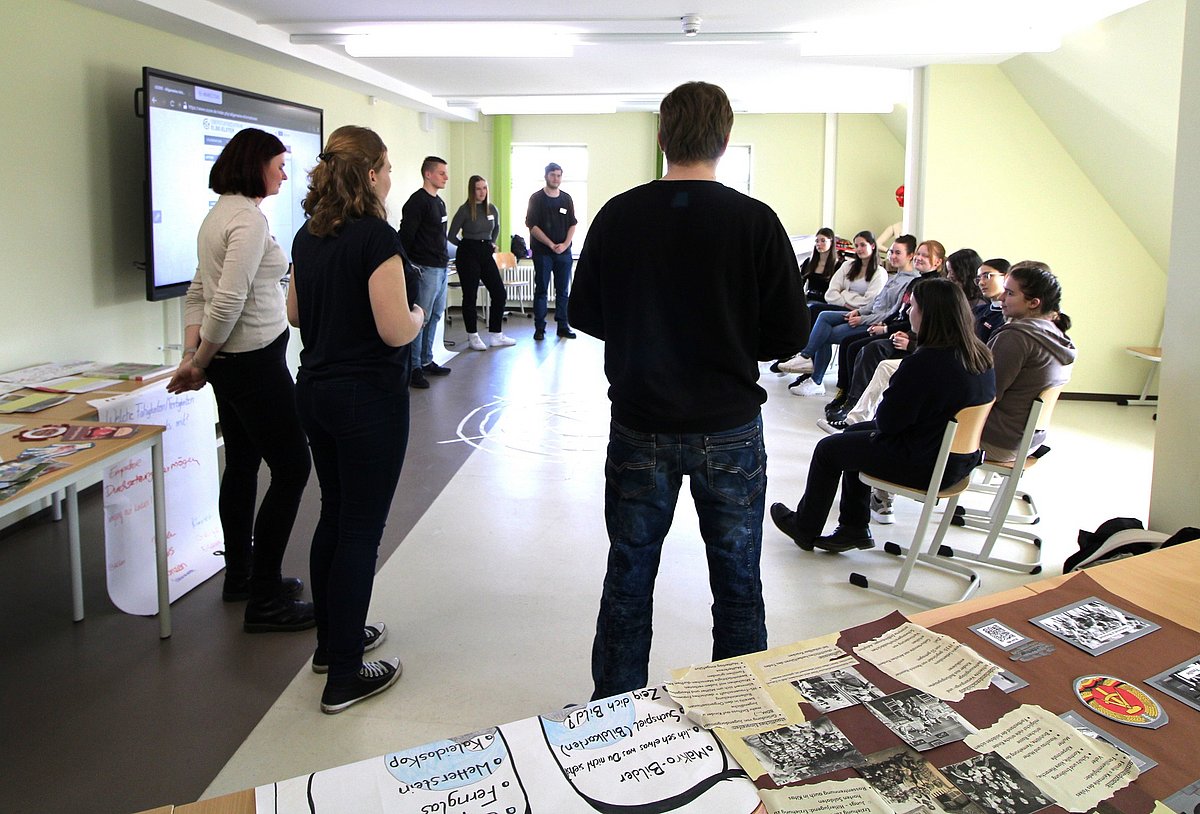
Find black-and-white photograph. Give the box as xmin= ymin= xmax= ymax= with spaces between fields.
xmin=1030 ymin=596 xmax=1160 ymax=655
xmin=791 ymin=666 xmax=884 ymax=712
xmin=1163 ymin=779 xmax=1200 ymax=814
xmin=1059 ymin=710 xmax=1157 ymax=773
xmin=857 ymin=746 xmax=987 ymax=814
xmin=1147 ymin=655 xmax=1200 ymax=714
xmin=941 ymin=753 xmax=1054 ymax=814
xmin=864 ymin=688 xmax=975 ymax=751
xmin=742 ymin=716 xmax=867 ymax=785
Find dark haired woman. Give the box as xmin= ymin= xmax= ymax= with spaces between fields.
xmin=780 ymin=230 xmax=885 ymax=396
xmin=770 ymin=226 xmax=837 ymax=372
xmin=801 ymin=227 xmax=838 ymax=303
xmin=771 ymin=278 xmax=995 ymax=552
xmin=168 ymin=127 xmax=313 ymax=631
xmin=448 ymin=175 xmax=516 ymax=351
xmin=289 ymin=125 xmax=425 ymax=713
xmin=982 ymin=261 xmax=1075 ymax=462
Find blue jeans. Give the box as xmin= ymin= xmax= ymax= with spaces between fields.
xmin=532 ymin=252 xmax=572 ymax=329
xmin=409 ymin=264 xmax=448 ymax=368
xmin=802 ymin=310 xmax=869 ymax=384
xmin=296 ymin=376 xmax=409 ymax=682
xmin=205 ymin=330 xmax=311 ymax=597
xmin=591 ymin=416 xmax=768 ymax=700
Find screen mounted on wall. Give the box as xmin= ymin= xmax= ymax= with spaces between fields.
xmin=140 ymin=68 xmax=323 ymax=301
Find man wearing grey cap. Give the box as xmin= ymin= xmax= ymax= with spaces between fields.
xmin=524 ymin=162 xmax=578 ymax=340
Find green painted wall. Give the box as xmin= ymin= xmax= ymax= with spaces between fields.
xmin=509 ymin=113 xmax=659 ymax=229
xmin=835 ymin=114 xmax=905 ymax=239
xmin=923 ymin=64 xmax=1165 ymax=395
xmin=729 ymin=114 xmax=826 ymax=235
xmin=0 ymin=0 xmax=451 ymax=371
xmin=1002 ymin=0 xmax=1183 ymax=272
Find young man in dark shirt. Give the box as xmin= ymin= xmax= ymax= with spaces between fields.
xmin=525 ymin=163 xmax=578 ymax=340
xmin=570 ymin=81 xmax=808 ymax=700
xmin=399 ymin=156 xmax=451 ymax=389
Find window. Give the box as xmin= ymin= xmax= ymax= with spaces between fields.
xmin=717 ymin=144 xmax=752 ymax=194
xmin=510 ymin=144 xmax=589 ymax=249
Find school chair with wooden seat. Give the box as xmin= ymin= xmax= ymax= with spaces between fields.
xmin=942 ymin=386 xmax=1064 ymax=575
xmin=849 ymin=400 xmax=994 ymax=607
xmin=487 ymin=251 xmax=529 ymax=319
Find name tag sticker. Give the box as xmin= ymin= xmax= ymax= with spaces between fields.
xmin=487 ymin=214 xmax=495 ymax=220
xmin=559 ymin=207 xmax=568 ymax=215
xmin=441 ymin=215 xmax=449 ymax=222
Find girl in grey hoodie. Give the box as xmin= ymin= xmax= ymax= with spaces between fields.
xmin=982 ymin=261 xmax=1077 ymax=461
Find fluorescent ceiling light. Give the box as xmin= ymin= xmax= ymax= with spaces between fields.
xmin=476 ymin=96 xmax=620 ymax=115
xmin=797 ymin=30 xmax=1060 ymax=58
xmin=345 ymin=35 xmax=572 ymax=58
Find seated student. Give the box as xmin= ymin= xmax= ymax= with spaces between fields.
xmin=770 ymin=278 xmax=995 ymax=553
xmin=779 ymin=230 xmax=888 ymax=396
xmin=974 ymin=258 xmax=1010 ymax=340
xmin=801 ymin=230 xmax=886 ymax=327
xmin=816 ymin=236 xmax=918 ymax=402
xmin=801 ymin=227 xmax=839 ymax=303
xmin=770 ymin=227 xmax=837 ymax=373
xmin=946 ymin=248 xmax=984 ymax=305
xmin=822 ymin=240 xmax=945 ymax=417
xmin=982 ymin=261 xmax=1075 ymax=462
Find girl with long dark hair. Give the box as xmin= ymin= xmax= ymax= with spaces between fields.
xmin=771 ymin=277 xmax=995 ymax=553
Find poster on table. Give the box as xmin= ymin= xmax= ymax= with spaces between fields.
xmin=255 ymin=687 xmax=766 ymax=813
xmin=92 ymin=380 xmax=223 ymax=614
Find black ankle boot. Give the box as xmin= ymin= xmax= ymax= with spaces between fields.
xmin=244 ymin=597 xmax=316 ymax=633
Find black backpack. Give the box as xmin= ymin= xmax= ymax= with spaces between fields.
xmin=510 ymin=234 xmax=529 ymax=258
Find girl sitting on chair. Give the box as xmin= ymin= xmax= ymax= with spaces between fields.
xmin=771 ymin=277 xmax=996 ymax=553
xmin=982 ymin=261 xmax=1076 ymax=462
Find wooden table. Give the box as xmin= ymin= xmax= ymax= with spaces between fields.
xmin=151 ymin=542 xmax=1200 ymax=814
xmin=1 ymin=420 xmax=170 ymax=637
xmin=5 ymin=378 xmax=167 ymax=423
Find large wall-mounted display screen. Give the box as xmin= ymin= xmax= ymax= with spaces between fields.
xmin=142 ymin=67 xmax=323 ymax=301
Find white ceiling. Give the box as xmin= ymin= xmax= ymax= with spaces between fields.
xmin=79 ymin=0 xmax=1149 ymax=118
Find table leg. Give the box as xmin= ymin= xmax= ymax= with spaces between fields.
xmin=152 ymin=439 xmax=171 ymax=639
xmin=66 ymin=483 xmax=83 ymax=622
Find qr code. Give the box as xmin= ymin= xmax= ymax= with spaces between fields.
xmin=977 ymin=622 xmax=1022 ymax=647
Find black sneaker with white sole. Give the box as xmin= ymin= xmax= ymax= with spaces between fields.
xmin=320 ymin=658 xmax=402 ymax=714
xmin=312 ymin=623 xmax=388 ymax=674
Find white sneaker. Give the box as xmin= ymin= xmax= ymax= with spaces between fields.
xmin=790 ymin=379 xmax=825 ymax=397
xmin=467 ymin=333 xmax=488 ymax=351
xmin=488 ymin=332 xmax=516 ymax=347
xmin=870 ymin=490 xmax=895 ymax=525
xmin=779 ymin=353 xmax=814 ymax=374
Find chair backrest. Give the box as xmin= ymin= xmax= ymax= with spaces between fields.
xmin=915 ymin=400 xmax=994 ymax=502
xmin=949 ymin=400 xmax=994 ymax=456
xmin=1033 ymin=384 xmax=1064 ymax=433
xmin=493 ymin=251 xmax=518 ymax=272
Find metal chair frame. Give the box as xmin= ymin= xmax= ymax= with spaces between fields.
xmin=850 ymin=401 xmax=993 ymax=607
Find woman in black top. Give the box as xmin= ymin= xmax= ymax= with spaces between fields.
xmin=288 ymin=125 xmax=424 ymax=714
xmin=771 ymin=278 xmax=995 ymax=553
xmin=801 ymin=227 xmax=837 ymax=303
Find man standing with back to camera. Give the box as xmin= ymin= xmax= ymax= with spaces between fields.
xmin=570 ymin=81 xmax=809 ymax=700
xmin=525 ymin=162 xmax=578 ymax=340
